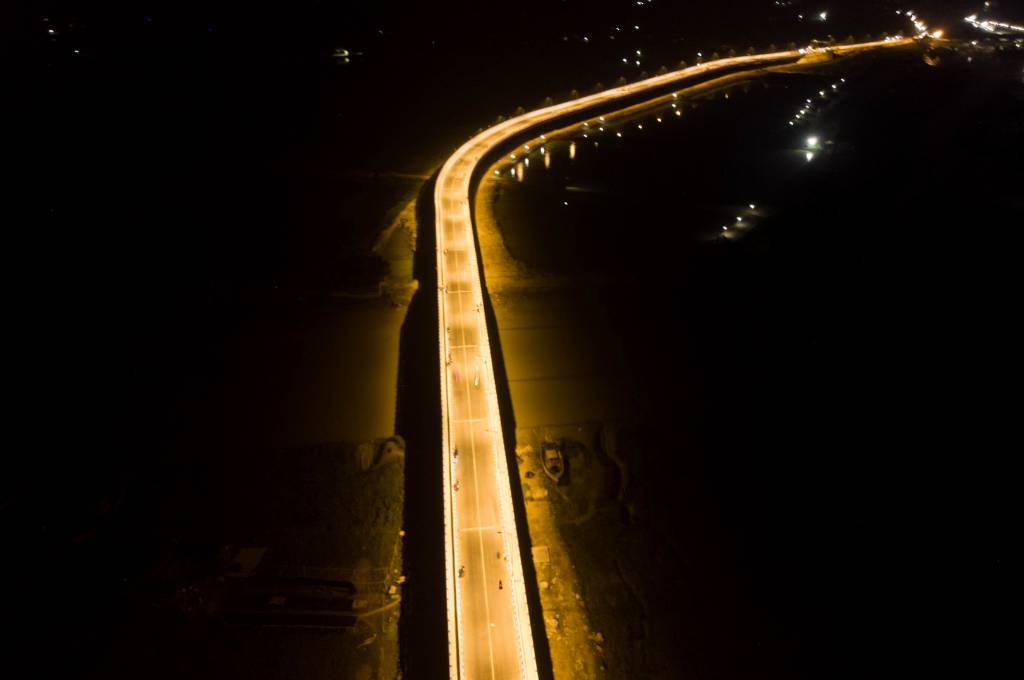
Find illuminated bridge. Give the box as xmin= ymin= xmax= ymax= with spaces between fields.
xmin=433 ymin=36 xmax=920 ymax=680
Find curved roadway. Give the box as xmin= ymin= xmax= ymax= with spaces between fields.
xmin=434 ymin=37 xmax=919 ymax=680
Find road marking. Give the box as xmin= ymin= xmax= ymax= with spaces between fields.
xmin=460 ymin=525 xmax=499 ymax=533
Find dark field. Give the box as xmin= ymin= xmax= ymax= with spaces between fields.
xmin=488 ymin=45 xmax=1022 ymax=678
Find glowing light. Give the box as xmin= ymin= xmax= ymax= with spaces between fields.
xmin=675 ymin=110 xmax=682 ymax=116
xmin=806 ymin=151 xmax=815 ymax=161
xmin=819 ymin=11 xmax=827 ymax=21
xmin=616 ymin=131 xmax=623 ymax=137
xmin=807 ymin=136 xmax=819 ymax=147
xmin=736 ymin=216 xmax=743 ymax=222
xmin=749 ymin=203 xmax=756 ymax=209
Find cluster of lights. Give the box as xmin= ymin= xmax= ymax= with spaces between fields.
xmin=898 ymin=8 xmax=944 ymax=39
xmin=721 ymin=203 xmax=759 ymax=237
xmin=964 ymin=14 xmax=1024 ymax=35
xmin=788 ymin=78 xmax=844 ymax=126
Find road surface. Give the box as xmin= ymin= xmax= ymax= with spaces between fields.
xmin=434 ymin=37 xmax=923 ymax=680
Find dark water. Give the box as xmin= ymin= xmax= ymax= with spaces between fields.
xmin=492 ymin=45 xmax=1022 ymax=678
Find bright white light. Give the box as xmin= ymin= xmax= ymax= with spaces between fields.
xmin=722 ymin=226 xmax=728 ymax=231
xmin=749 ymin=203 xmax=756 ymax=209
xmin=819 ymin=90 xmax=826 ymax=96
xmin=636 ymin=50 xmax=641 ymax=55
xmin=820 ymin=12 xmax=828 ymax=21
xmin=736 ymin=217 xmax=743 ymax=222
xmin=563 ymin=201 xmax=568 ymax=206
xmin=616 ymin=131 xmax=623 ymax=137
xmin=656 ymin=117 xmax=662 ymax=122
xmin=48 ymin=28 xmax=55 ymax=34
xmin=806 ymin=151 xmax=815 ymax=161
xmin=675 ymin=110 xmax=682 ymax=116
xmin=807 ymin=135 xmax=819 ymax=147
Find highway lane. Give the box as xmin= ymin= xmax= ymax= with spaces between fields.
xmin=434 ymin=37 xmax=924 ymax=680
